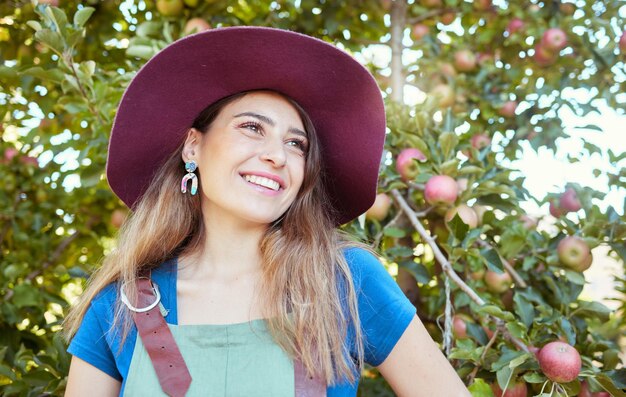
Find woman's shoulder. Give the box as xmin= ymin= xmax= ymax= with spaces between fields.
xmin=342 ymin=246 xmax=387 ymax=278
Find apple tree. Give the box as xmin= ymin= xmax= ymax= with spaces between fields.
xmin=0 ymin=0 xmax=625 ymax=396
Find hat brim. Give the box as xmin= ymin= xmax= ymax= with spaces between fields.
xmin=107 ymin=26 xmax=385 ymax=225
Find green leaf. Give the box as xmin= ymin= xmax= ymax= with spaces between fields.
xmin=73 ymin=7 xmax=95 ymax=28
xmin=563 ymin=269 xmax=585 ymax=285
xmin=522 ymin=372 xmax=545 ymax=383
xmin=447 ymin=213 xmax=469 ymax=241
xmin=476 ymin=305 xmax=514 ymax=321
xmin=508 ymin=353 xmax=531 ymax=369
xmin=34 ymin=29 xmax=64 ymax=53
xmin=438 ymin=131 xmax=458 ymax=159
xmin=596 ymin=371 xmax=626 ymax=397
xmin=574 ymin=124 xmax=603 ymax=132
xmin=480 ymin=248 xmax=504 ymax=273
xmin=459 ymin=165 xmax=485 ymax=175
xmin=11 ymin=284 xmax=42 ymax=308
xmin=468 ymin=378 xmax=495 ymax=397
xmin=577 ymin=300 xmax=612 ymax=321
xmin=383 ymin=227 xmax=406 ymax=238
xmin=496 ymin=366 xmax=513 ymax=389
xmin=399 ymin=260 xmax=431 ymax=284
xmin=513 ymin=293 xmax=534 ymax=328
xmin=26 ymin=20 xmax=42 ymax=31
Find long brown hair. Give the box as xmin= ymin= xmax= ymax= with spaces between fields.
xmin=64 ymin=90 xmax=366 ymax=384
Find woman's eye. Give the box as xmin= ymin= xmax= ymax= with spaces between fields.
xmin=242 ymin=122 xmax=262 ymax=134
xmin=287 ymin=139 xmax=308 ymax=153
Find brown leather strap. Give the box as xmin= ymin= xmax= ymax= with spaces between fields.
xmin=131 ymin=277 xmax=191 ymax=397
xmin=294 ymin=359 xmax=327 ymax=396
xmin=131 ymin=276 xmax=326 ymax=396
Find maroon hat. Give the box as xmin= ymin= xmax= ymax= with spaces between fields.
xmin=107 ymin=26 xmax=385 ymax=224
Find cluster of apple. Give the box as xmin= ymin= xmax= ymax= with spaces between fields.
xmin=549 ymin=187 xmax=581 ymax=217
xmin=533 ymin=28 xmax=568 ymax=68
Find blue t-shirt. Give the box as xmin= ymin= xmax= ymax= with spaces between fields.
xmin=67 ymin=247 xmax=416 ymax=396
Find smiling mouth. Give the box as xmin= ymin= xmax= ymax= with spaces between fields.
xmin=242 ymin=174 xmax=281 ymax=191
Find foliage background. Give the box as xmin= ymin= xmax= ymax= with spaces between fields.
xmin=1 ymin=0 xmax=625 ymax=396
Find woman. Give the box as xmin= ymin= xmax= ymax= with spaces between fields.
xmin=64 ymin=27 xmax=469 ymax=396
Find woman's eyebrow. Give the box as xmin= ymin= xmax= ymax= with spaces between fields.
xmin=234 ymin=111 xmax=307 ymax=138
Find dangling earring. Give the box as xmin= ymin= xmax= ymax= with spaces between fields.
xmin=181 ymin=161 xmax=198 ymax=195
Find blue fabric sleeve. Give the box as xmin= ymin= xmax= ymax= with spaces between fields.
xmin=345 ymin=247 xmax=416 ymax=366
xmin=67 ymin=285 xmax=122 ymax=381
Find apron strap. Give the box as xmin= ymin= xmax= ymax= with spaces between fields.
xmin=130 ymin=277 xmax=192 ymax=397
xmin=129 ymin=276 xmax=327 ymax=396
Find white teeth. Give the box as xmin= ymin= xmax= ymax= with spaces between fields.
xmin=244 ymin=175 xmax=280 ymax=191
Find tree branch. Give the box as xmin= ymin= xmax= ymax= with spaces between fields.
xmin=391 ymin=189 xmax=486 ymax=305
xmin=390 ymin=189 xmax=530 ymax=353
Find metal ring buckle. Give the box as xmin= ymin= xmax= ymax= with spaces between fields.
xmin=120 ymin=278 xmax=161 ymax=313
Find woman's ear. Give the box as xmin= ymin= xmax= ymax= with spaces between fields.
xmin=181 ymin=128 xmax=201 ymax=163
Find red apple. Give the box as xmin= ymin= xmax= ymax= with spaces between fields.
xmin=440 ymin=11 xmax=456 ymax=25
xmin=549 ymin=199 xmax=564 ymax=217
xmin=445 ymin=204 xmax=478 ymax=228
xmin=484 ymin=270 xmax=512 ymax=293
xmin=506 ymin=18 xmax=525 ymax=35
xmin=559 ymin=187 xmax=581 ymax=213
xmin=156 ymin=0 xmax=184 ymax=16
xmin=534 ymin=44 xmax=558 ymax=67
xmin=184 ymin=18 xmax=211 ymax=35
xmin=473 ymin=0 xmax=491 ymax=11
xmin=20 ymin=156 xmax=38 ymax=167
xmin=3 ymin=148 xmax=18 ymax=163
xmin=366 ymin=193 xmax=392 ymax=221
xmin=473 ymin=205 xmax=488 ymax=226
xmin=491 ymin=380 xmax=528 ymax=397
xmin=424 ymin=175 xmax=458 ymax=206
xmin=537 ymin=341 xmax=582 ymax=383
xmin=541 ymin=28 xmax=567 ymax=52
xmin=557 ymin=236 xmax=592 ymax=271
xmin=440 ymin=62 xmax=457 ymax=77
xmin=396 ymin=148 xmax=426 ymax=181
xmin=111 ymin=209 xmax=128 ymax=229
xmin=431 ymin=84 xmax=455 ymax=108
xmin=619 ymin=31 xmax=626 ymax=53
xmin=498 ymin=101 xmax=517 ymax=118
xmin=412 ymin=24 xmax=430 ymax=40
xmin=456 ymin=178 xmax=469 ymax=192
xmin=452 ymin=315 xmax=468 ymax=339
xmin=454 ymin=50 xmax=477 ymax=72
xmin=470 ymin=133 xmax=491 ymax=150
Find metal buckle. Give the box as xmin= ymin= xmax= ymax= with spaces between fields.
xmin=120 ymin=277 xmax=161 ymax=313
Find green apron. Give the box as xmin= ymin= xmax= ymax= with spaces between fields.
xmin=123 ymin=319 xmax=295 ymax=396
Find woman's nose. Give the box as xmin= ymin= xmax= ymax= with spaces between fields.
xmin=259 ymin=138 xmax=287 ymax=167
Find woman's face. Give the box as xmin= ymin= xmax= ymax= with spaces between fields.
xmin=185 ymin=91 xmax=308 ymax=226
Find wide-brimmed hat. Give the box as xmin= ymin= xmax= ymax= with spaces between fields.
xmin=107 ymin=26 xmax=385 ymax=225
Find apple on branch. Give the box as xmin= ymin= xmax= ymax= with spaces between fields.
xmin=424 ymin=175 xmax=458 ymax=206
xmin=454 ymin=49 xmax=477 ymax=72
xmin=537 ymin=341 xmax=582 ymax=383
xmin=498 ymin=101 xmax=517 ymax=118
xmin=445 ymin=204 xmax=478 ymax=228
xmin=541 ymin=28 xmax=568 ymax=52
xmin=557 ymin=236 xmax=592 ymax=272
xmin=484 ymin=270 xmax=512 ymax=293
xmin=396 ymin=148 xmax=426 ymax=181
xmin=559 ymin=187 xmax=581 ymax=213
xmin=365 ymin=193 xmax=392 ymax=221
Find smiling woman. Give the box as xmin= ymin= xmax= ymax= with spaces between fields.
xmin=62 ymin=26 xmax=469 ymax=397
